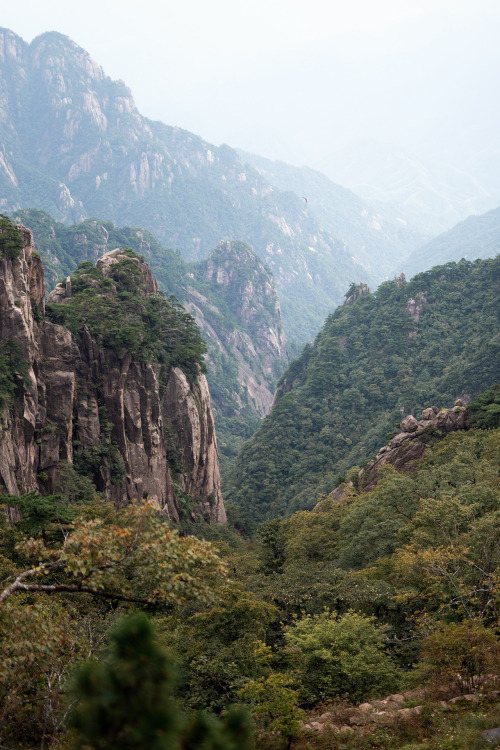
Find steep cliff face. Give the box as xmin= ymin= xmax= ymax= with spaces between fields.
xmin=0 ymin=224 xmax=225 ymax=523
xmin=6 ymin=212 xmax=289 ymax=473
xmin=186 ymin=240 xmax=289 ymax=470
xmin=190 ymin=240 xmax=288 ymax=417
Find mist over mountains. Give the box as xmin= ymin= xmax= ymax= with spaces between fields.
xmin=4 ymin=25 xmax=498 ymax=348
xmin=1 ymin=12 xmax=500 ymax=749
xmin=0 ymin=27 xmax=373 ymax=343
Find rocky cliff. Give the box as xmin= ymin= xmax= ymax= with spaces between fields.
xmin=7 ymin=212 xmax=290 ymax=472
xmin=0 ymin=223 xmax=226 ymax=523
xmin=187 ymin=240 xmax=289 ymax=471
xmin=189 ymin=240 xmax=288 ymax=417
xmin=356 ymin=400 xmax=468 ymax=491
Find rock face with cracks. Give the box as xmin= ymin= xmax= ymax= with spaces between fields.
xmin=0 ymin=225 xmax=226 ymax=523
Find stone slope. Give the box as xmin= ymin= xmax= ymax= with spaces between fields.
xmin=323 ymin=400 xmax=470 ymax=502
xmin=189 ymin=240 xmax=288 ymax=418
xmin=0 ymin=224 xmax=225 ymax=523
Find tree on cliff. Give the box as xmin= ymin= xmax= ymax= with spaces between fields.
xmin=0 ymin=214 xmax=23 ymax=259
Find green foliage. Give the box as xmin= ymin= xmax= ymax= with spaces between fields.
xmin=284 ymin=610 xmax=401 ymax=704
xmin=73 ymin=441 xmax=125 ymax=488
xmin=0 ymin=491 xmax=75 ymax=539
xmin=238 ymin=673 xmax=305 ymax=747
xmin=467 ymin=384 xmax=500 ymax=429
xmin=70 ymin=613 xmax=254 ymax=750
xmin=180 ymin=707 xmax=253 ymax=750
xmin=416 ymin=620 xmax=500 ymax=694
xmin=1 ymin=501 xmax=227 ymax=608
xmin=45 ymin=254 xmax=206 ymax=380
xmin=226 ymin=257 xmax=500 ymax=521
xmin=163 ymin=584 xmax=277 ymax=713
xmin=2 ymin=422 xmax=499 ymax=748
xmin=0 ymin=596 xmax=110 ymax=749
xmin=53 ymin=461 xmax=101 ymax=502
xmin=258 ymin=518 xmax=287 ymax=574
xmin=69 ymin=612 xmax=180 ymax=749
xmin=0 ymin=339 xmax=30 ymax=410
xmin=0 ymin=214 xmax=23 ymax=259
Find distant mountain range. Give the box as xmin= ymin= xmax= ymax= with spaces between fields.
xmin=0 ymin=27 xmax=432 ymax=344
xmin=237 ymin=150 xmax=428 ymax=280
xmin=2 ymin=26 xmax=499 ymax=351
xmin=0 ymin=28 xmax=370 ymax=342
xmin=323 ymin=142 xmax=499 ymax=238
xmin=403 ymin=205 xmax=500 ymax=278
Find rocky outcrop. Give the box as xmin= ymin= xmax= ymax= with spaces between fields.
xmin=343 ymin=281 xmax=370 ymax=306
xmin=358 ymin=400 xmax=468 ymax=488
xmin=300 ymin=682 xmax=499 ymax=735
xmin=188 ymin=240 xmax=288 ymax=419
xmin=0 ymin=229 xmax=225 ymax=523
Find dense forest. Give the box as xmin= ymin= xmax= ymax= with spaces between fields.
xmin=1 ymin=386 xmax=499 ymax=748
xmin=225 ymin=256 xmax=500 ymax=524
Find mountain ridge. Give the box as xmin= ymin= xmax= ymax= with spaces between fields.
xmin=0 ymin=27 xmax=369 ymax=342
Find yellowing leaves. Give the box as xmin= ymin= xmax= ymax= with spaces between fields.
xmin=1 ymin=501 xmax=228 ymax=607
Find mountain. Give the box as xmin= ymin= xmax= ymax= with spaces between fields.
xmin=0 ymin=218 xmax=226 ymax=523
xmin=237 ymin=150 xmax=424 ymax=282
xmin=0 ymin=27 xmax=370 ymax=343
xmin=186 ymin=240 xmax=288 ymax=471
xmin=323 ymin=141 xmax=498 ymax=238
xmin=225 ymin=256 xmax=500 ymax=523
xmin=9 ymin=210 xmax=288 ymax=472
xmin=404 ymin=205 xmax=500 ymax=278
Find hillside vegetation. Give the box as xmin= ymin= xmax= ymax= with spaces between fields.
xmin=2 ymin=392 xmax=499 ymax=749
xmin=226 ymin=256 xmax=500 ymax=522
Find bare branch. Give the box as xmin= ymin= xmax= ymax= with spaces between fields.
xmin=2 ymin=580 xmax=151 ymax=605
xmin=0 ymin=561 xmax=64 ymax=603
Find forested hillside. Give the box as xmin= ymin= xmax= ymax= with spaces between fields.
xmin=225 ymin=256 xmax=500 ymax=522
xmin=2 ymin=388 xmax=499 ymax=749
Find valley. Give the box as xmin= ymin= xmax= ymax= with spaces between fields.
xmin=0 ymin=22 xmax=499 ymax=750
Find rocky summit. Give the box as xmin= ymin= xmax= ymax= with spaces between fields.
xmin=0 ymin=223 xmax=226 ymax=523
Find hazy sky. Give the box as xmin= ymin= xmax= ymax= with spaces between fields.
xmin=2 ymin=0 xmax=500 ymax=175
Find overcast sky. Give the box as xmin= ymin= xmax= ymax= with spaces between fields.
xmin=2 ymin=0 xmax=500 ymax=176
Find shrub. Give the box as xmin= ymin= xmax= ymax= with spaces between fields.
xmin=416 ymin=620 xmax=500 ymax=694
xmin=0 ymin=215 xmax=23 ymax=260
xmin=284 ymin=610 xmax=400 ymax=704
